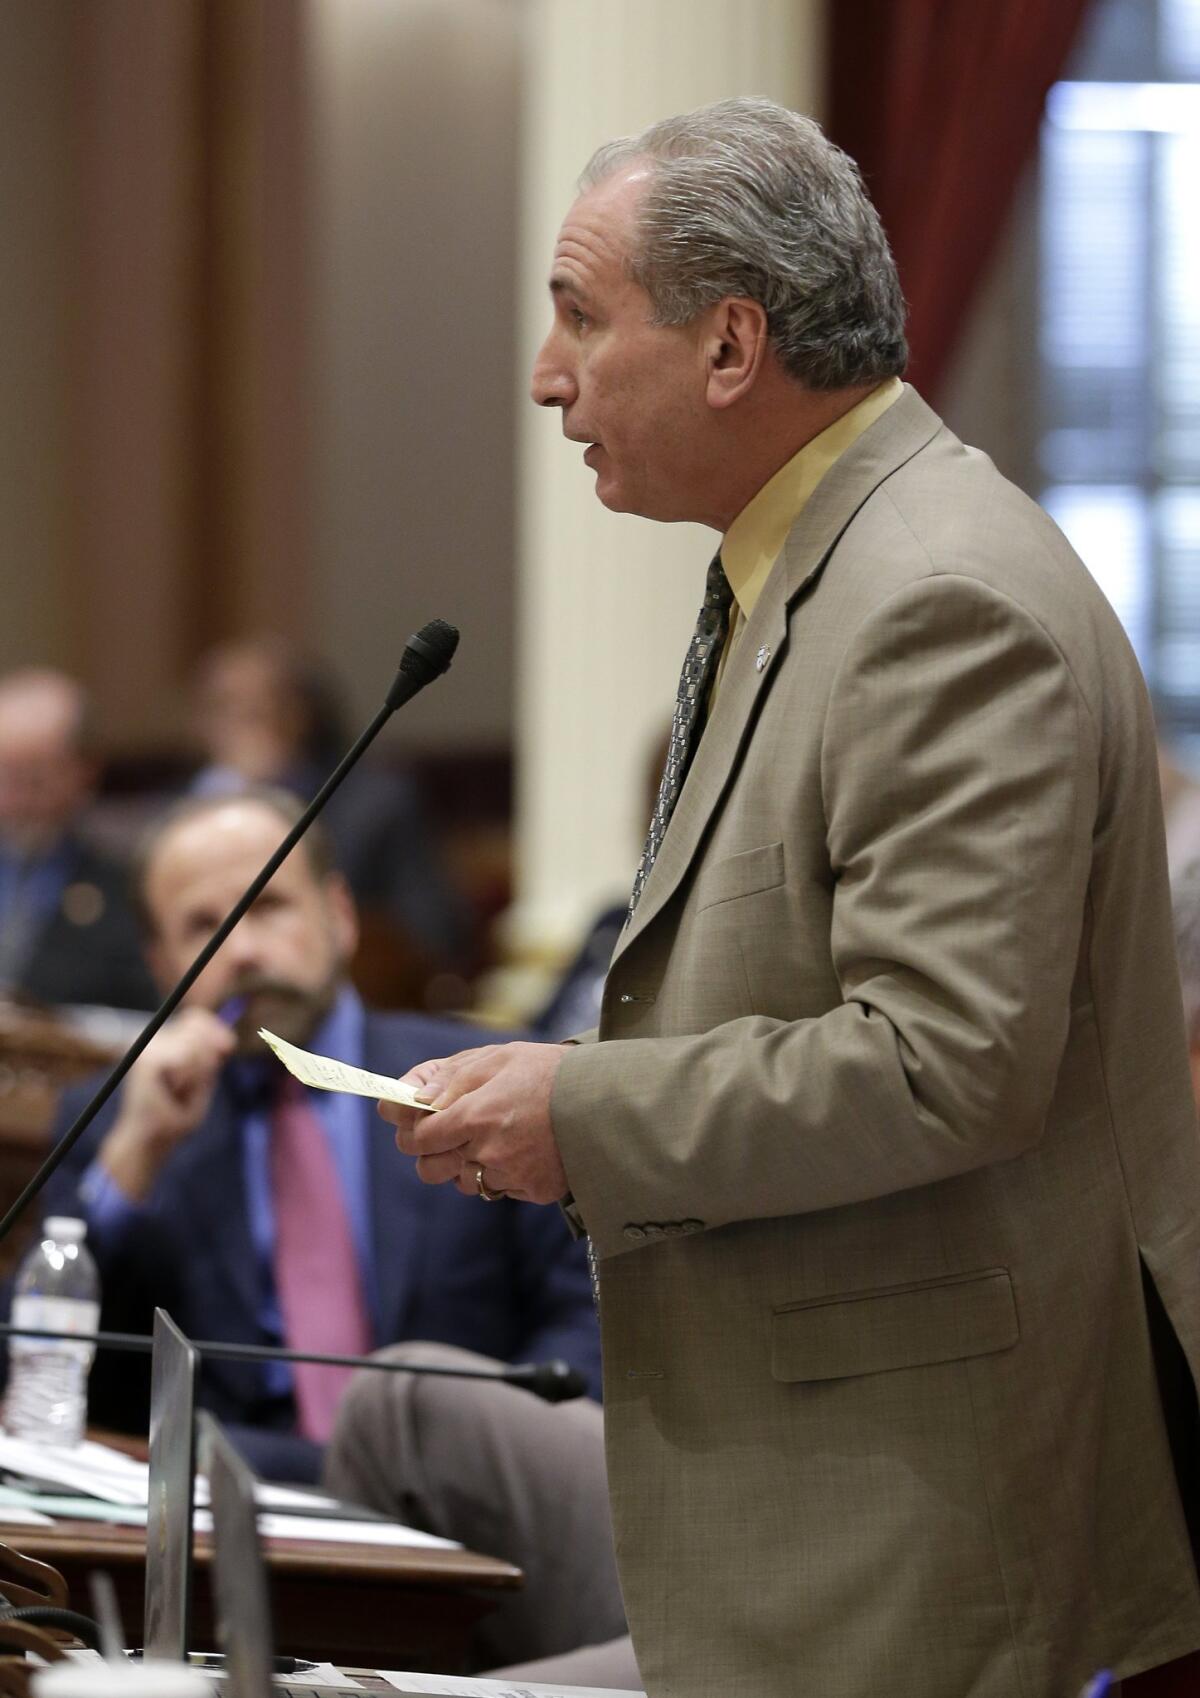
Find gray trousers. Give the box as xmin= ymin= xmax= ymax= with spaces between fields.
xmin=321 ymin=1342 xmax=640 ymax=1688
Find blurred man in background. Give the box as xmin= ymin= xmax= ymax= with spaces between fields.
xmin=0 ymin=667 xmax=153 ymax=1012
xmin=326 ymin=1344 xmax=632 ymax=1679
xmin=36 ymin=788 xmax=598 ymax=1484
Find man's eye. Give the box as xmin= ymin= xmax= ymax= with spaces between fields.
xmin=570 ymin=307 xmax=590 ymax=331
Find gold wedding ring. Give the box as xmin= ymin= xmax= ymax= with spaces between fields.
xmin=474 ymin=1162 xmax=505 ymax=1202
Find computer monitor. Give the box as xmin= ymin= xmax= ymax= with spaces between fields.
xmin=197 ymin=1410 xmax=277 ymax=1698
xmin=143 ymin=1308 xmax=199 ymax=1662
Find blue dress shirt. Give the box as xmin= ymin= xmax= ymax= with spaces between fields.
xmin=79 ymin=988 xmax=378 ymax=1399
xmin=0 ymin=843 xmax=71 ymax=983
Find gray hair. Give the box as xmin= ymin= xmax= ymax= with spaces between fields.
xmin=580 ymin=97 xmax=907 ymax=392
xmin=1172 ymin=858 xmax=1200 ymax=1041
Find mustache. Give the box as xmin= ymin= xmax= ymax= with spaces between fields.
xmin=222 ymin=973 xmax=312 ymax=1003
xmin=219 ymin=975 xmax=332 ymax=1052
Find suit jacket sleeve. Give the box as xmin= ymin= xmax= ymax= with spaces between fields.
xmin=36 ymin=1082 xmax=118 ymax=1227
xmin=552 ymin=573 xmax=1100 ymax=1259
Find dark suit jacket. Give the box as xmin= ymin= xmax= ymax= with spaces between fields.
xmin=14 ymin=836 xmax=156 ymax=1013
xmin=38 ymin=1009 xmax=599 ymax=1478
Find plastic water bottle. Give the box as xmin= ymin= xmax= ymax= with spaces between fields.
xmin=3 ymin=1216 xmax=101 ymax=1447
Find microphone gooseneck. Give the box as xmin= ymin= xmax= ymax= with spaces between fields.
xmin=0 ymin=623 xmax=461 ymax=1247
xmin=0 ymin=1324 xmax=587 ymax=1405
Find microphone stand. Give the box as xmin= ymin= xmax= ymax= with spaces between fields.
xmin=0 ymin=1324 xmax=587 ymax=1403
xmin=0 ymin=621 xmax=460 ymax=1248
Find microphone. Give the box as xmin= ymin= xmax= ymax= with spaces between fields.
xmin=0 ymin=621 xmax=460 ymax=1247
xmin=0 ymin=1324 xmax=588 ymax=1404
xmin=385 ymin=619 xmax=459 ymax=709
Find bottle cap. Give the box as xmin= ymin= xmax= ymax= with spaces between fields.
xmin=44 ymin=1217 xmax=87 ymax=1242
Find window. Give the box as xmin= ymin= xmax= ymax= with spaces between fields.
xmin=1038 ymin=0 xmax=1200 ymax=727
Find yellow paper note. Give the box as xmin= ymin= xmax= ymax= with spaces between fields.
xmin=258 ymin=1028 xmax=438 ymax=1111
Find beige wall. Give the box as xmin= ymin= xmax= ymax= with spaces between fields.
xmin=307 ymin=0 xmax=522 ymax=751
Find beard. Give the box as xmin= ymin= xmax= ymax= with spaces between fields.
xmin=219 ymin=971 xmax=339 ymax=1054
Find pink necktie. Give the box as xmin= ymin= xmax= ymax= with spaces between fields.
xmin=269 ymin=1078 xmax=373 ymax=1443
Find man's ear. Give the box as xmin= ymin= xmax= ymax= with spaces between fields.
xmin=145 ymin=934 xmax=169 ymax=993
xmin=325 ymin=872 xmax=360 ymax=962
xmin=704 ymin=297 xmax=770 ymax=410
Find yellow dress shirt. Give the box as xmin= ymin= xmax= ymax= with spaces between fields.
xmin=713 ymin=377 xmax=903 ymax=697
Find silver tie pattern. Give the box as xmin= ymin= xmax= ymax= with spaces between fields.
xmin=627 ymin=553 xmax=734 ymax=923
xmin=591 ymin=557 xmax=732 ymax=1314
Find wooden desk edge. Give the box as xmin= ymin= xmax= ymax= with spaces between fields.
xmin=3 ymin=1520 xmax=523 ymax=1591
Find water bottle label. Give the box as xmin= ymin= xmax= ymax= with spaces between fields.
xmin=10 ymin=1295 xmax=100 ymax=1339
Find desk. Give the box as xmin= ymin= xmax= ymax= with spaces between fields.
xmin=0 ymin=1004 xmax=121 ymax=1276
xmin=1 ymin=1517 xmax=521 ymax=1673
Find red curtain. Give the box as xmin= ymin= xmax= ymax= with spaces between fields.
xmin=829 ymin=0 xmax=1095 ymax=400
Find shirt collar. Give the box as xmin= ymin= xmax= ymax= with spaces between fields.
xmin=228 ymin=982 xmax=363 ymax=1111
xmin=721 ymin=377 xmax=903 ymax=623
xmin=312 ymin=983 xmax=364 ymax=1065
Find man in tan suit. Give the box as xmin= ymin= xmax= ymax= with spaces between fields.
xmin=382 ymin=99 xmax=1200 ymax=1697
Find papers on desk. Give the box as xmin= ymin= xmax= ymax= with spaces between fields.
xmin=0 ymin=1433 xmax=457 ymax=1548
xmin=64 ymin=1652 xmax=362 ymax=1689
xmin=379 ymin=1677 xmax=645 ymax=1697
xmin=192 ymin=1509 xmax=458 ymax=1550
xmin=60 ymin=1655 xmax=638 ymax=1698
xmin=0 ymin=1434 xmax=148 ymax=1505
xmin=0 ymin=1489 xmax=143 ymax=1526
xmin=272 ymin=1663 xmax=360 ymax=1687
xmin=0 ymin=1496 xmax=55 ymax=1526
xmin=258 ymin=1028 xmax=438 ymax=1110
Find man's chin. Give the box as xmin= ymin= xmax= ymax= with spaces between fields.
xmin=594 ymin=473 xmax=632 ymax=513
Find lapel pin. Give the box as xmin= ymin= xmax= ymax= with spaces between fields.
xmin=755 ymin=645 xmax=771 ymax=672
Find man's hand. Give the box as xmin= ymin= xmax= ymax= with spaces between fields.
xmin=100 ymin=1008 xmax=236 ymax=1202
xmin=379 ymin=1041 xmax=570 ymax=1204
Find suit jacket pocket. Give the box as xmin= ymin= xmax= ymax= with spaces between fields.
xmin=695 ymin=840 xmax=785 ymax=910
xmin=771 ymin=1268 xmax=1018 ymax=1383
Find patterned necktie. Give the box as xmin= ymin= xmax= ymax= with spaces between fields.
xmin=270 ymin=1078 xmax=373 ymax=1443
xmin=628 ymin=553 xmax=734 ymax=921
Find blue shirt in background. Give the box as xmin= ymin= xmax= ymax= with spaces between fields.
xmin=80 ymin=986 xmax=378 ymax=1400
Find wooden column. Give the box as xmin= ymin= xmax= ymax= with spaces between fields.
xmin=66 ymin=0 xmax=312 ymax=750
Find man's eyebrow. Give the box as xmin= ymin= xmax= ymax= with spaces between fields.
xmin=549 ymin=275 xmax=588 ymax=303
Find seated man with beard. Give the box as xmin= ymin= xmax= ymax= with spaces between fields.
xmin=34 ymin=789 xmax=600 ymax=1482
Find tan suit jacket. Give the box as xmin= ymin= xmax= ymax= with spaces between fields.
xmin=553 ymin=387 xmax=1200 ymax=1698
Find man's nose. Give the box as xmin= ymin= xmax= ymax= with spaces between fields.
xmin=530 ymin=333 xmax=577 ymax=409
xmin=223 ymin=918 xmax=264 ymax=974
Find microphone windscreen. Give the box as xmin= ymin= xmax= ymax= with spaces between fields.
xmin=385 ymin=620 xmax=460 ymax=710
xmin=519 ymin=1359 xmax=588 ymax=1403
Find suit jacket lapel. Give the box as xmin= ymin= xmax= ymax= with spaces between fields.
xmin=613 ymin=386 xmax=943 ymax=965
xmin=613 ymin=567 xmax=789 ymax=965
